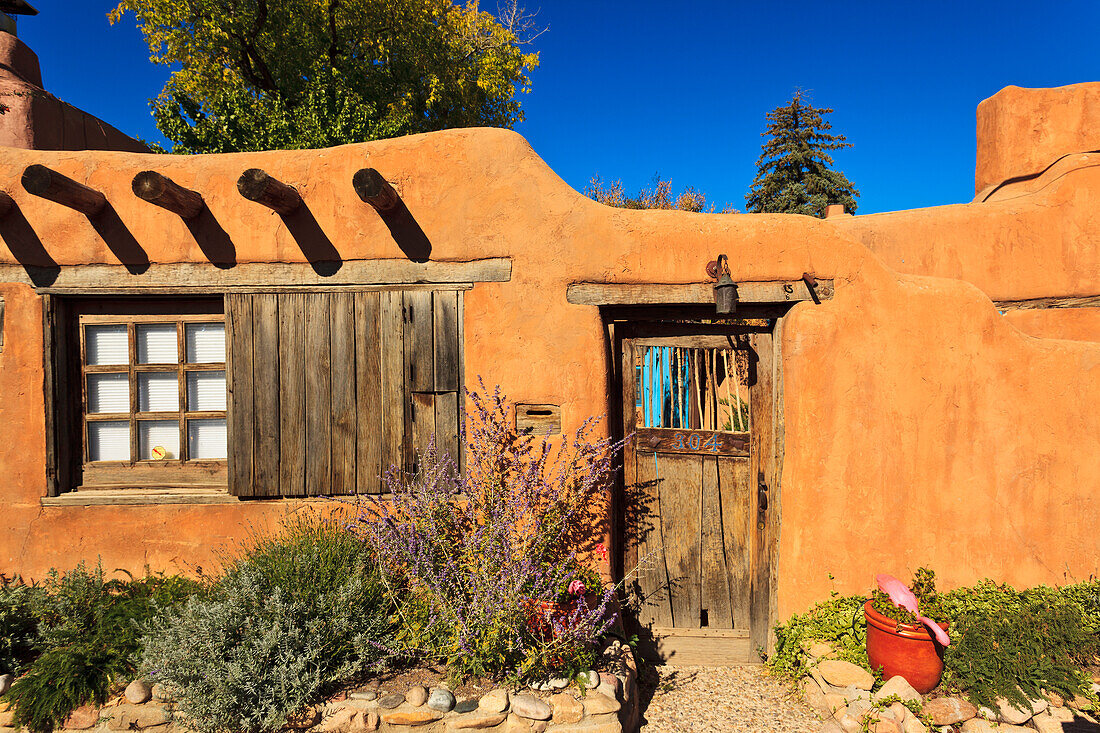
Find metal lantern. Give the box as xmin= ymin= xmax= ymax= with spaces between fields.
xmin=713 ymin=254 xmax=737 ymax=315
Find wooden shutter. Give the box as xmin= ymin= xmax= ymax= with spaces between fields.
xmin=226 ymin=289 xmax=462 ymax=497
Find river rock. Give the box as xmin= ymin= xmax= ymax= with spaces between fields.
xmin=428 ymin=688 xmax=455 ymax=713
xmin=923 ymin=697 xmax=978 ymax=725
xmin=549 ymin=694 xmax=583 ymax=724
xmin=1032 ymin=713 xmax=1069 ymax=733
xmin=124 ymin=680 xmax=152 ymax=704
xmin=63 ymin=705 xmax=101 ymax=730
xmin=577 ymin=670 xmax=599 ymax=688
xmin=805 ymin=640 xmax=837 ymax=660
xmin=873 ymin=676 xmax=922 ymax=705
xmin=377 ymin=693 xmax=405 ymax=710
xmin=582 ymin=692 xmax=620 ymax=715
xmin=0 ymin=675 xmax=11 ymax=696
xmin=454 ymin=700 xmax=479 ymax=714
xmin=350 ymin=690 xmax=377 ymax=702
xmin=509 ymin=695 xmax=551 ymax=721
xmin=479 ymin=689 xmax=509 ymax=713
xmin=842 ymin=684 xmax=871 ymax=704
xmin=405 ymin=685 xmax=428 ymax=707
xmin=819 ymin=660 xmax=874 ymax=691
xmin=381 ymin=710 xmax=440 ymax=726
xmin=445 ymin=713 xmax=508 ymax=730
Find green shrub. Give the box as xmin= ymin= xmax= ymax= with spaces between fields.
xmin=3 ymin=563 xmax=199 ymax=733
xmin=933 ymin=581 xmax=1099 ymax=710
xmin=769 ymin=593 xmax=869 ymax=679
xmin=0 ymin=576 xmax=44 ymax=675
xmin=142 ymin=514 xmax=393 ymax=733
xmin=770 ymin=569 xmax=1100 ymax=712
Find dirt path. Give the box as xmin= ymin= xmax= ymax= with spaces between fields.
xmin=637 ymin=664 xmax=821 ymax=732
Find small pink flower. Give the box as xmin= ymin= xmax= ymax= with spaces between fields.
xmin=568 ymin=580 xmax=586 ymax=596
xmin=595 ymin=543 xmax=609 ymax=561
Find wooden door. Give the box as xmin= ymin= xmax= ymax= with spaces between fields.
xmin=621 ymin=325 xmax=775 ymax=663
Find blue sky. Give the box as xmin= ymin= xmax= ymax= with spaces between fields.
xmin=18 ymin=0 xmax=1100 ymax=214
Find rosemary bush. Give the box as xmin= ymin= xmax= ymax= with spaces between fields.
xmin=352 ymin=386 xmax=619 ymax=684
xmin=0 ymin=576 xmax=44 ymax=676
xmin=141 ymin=515 xmax=392 ymax=733
xmin=3 ymin=563 xmax=199 ymax=733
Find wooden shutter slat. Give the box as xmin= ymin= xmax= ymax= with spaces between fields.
xmin=380 ymin=291 xmax=405 ymax=479
xmin=411 ymin=391 xmax=435 ymax=474
xmin=278 ymin=293 xmax=307 ymax=496
xmin=329 ymin=293 xmax=357 ymax=494
xmin=355 ymin=291 xmax=382 ymax=494
xmin=251 ymin=294 xmax=280 ymax=496
xmin=432 ymin=290 xmax=459 ymax=392
xmin=404 ymin=290 xmax=434 ymax=392
xmin=305 ymin=294 xmax=332 ymax=496
xmin=226 ymin=294 xmax=255 ymax=496
xmin=434 ymin=390 xmax=459 ymax=468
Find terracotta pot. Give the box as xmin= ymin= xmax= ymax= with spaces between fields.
xmin=864 ymin=600 xmax=949 ymax=694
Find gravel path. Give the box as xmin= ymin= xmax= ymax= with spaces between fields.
xmin=637 ymin=665 xmax=822 ymax=732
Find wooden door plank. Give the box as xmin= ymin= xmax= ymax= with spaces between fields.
xmin=379 ymin=291 xmax=405 ymax=479
xmin=329 ymin=293 xmax=357 ymax=494
xmin=634 ymin=450 xmax=674 ymax=627
xmin=225 ymin=294 xmax=254 ymax=496
xmin=749 ymin=331 xmax=775 ymax=659
xmin=719 ymin=456 xmax=752 ymax=629
xmin=410 ymin=392 xmax=435 ymax=473
xmin=657 ymin=453 xmax=703 ymax=628
xmin=432 ymin=290 xmax=459 ymax=392
xmin=251 ymin=294 xmax=280 ymax=496
xmin=355 ymin=291 xmax=382 ymax=493
xmin=403 ymin=289 xmax=434 ymax=392
xmin=701 ymin=455 xmax=734 ymax=629
xmin=304 ymin=294 xmax=332 ymax=496
xmin=434 ymin=390 xmax=460 ymax=468
xmin=278 ymin=293 xmax=307 ymax=496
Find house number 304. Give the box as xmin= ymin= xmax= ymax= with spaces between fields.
xmin=672 ymin=432 xmax=720 ymax=452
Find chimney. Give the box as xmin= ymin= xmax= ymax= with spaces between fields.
xmin=0 ymin=0 xmax=37 ymax=36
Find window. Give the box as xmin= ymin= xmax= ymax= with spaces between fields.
xmin=79 ymin=314 xmax=227 ymax=487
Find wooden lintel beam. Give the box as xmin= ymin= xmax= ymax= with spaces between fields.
xmin=994 ymin=294 xmax=1100 ymax=310
xmin=132 ymin=171 xmax=205 ymax=219
xmin=0 ymin=257 xmax=512 ymax=292
xmin=352 ymin=168 xmax=399 ymax=213
xmin=566 ymin=279 xmax=834 ymax=306
xmin=21 ymin=164 xmax=106 ymax=216
xmin=237 ymin=168 xmax=302 ymax=215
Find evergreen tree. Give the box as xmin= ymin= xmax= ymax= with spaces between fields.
xmin=745 ymin=91 xmax=859 ymax=217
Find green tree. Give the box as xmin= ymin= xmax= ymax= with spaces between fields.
xmin=745 ymin=91 xmax=859 ymax=216
xmin=586 ymin=174 xmax=737 ymax=213
xmin=110 ymin=0 xmax=542 ymax=153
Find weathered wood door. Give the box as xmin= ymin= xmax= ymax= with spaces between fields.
xmin=621 ymin=324 xmax=776 ymax=663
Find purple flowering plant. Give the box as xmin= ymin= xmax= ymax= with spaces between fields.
xmin=351 ymin=384 xmax=621 ymax=684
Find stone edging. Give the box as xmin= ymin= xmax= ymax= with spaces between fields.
xmin=0 ymin=641 xmax=640 ymax=733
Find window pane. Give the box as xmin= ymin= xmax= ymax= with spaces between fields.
xmin=88 ymin=421 xmax=129 ymax=462
xmin=139 ymin=420 xmax=180 ymax=460
xmin=188 ymin=418 xmax=226 ymax=460
xmin=138 ymin=372 xmax=179 ymax=412
xmin=87 ymin=373 xmax=129 ymax=413
xmin=186 ymin=371 xmax=226 ymax=411
xmin=185 ymin=323 xmax=225 ymax=363
xmin=85 ymin=325 xmax=128 ymax=365
xmin=137 ymin=324 xmax=178 ymax=364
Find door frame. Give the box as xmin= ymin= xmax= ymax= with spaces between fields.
xmin=607 ymin=311 xmax=785 ymax=662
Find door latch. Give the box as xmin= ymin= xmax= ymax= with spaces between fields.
xmin=757 ymin=471 xmax=769 ymax=513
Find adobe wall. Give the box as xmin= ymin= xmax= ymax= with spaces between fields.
xmin=0 ymin=128 xmax=1097 ymax=621
xmin=0 ymin=32 xmax=149 ymax=153
xmin=976 ymin=82 xmax=1100 ymax=194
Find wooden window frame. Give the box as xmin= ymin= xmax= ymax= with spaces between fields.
xmin=45 ymin=296 xmax=227 ymax=495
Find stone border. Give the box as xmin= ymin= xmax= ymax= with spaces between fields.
xmin=0 ymin=642 xmax=641 ymax=733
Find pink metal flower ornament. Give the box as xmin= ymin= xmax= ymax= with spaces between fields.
xmin=876 ymin=574 xmax=950 ymax=647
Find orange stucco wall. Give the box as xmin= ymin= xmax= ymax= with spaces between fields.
xmin=0 ymin=124 xmax=1098 ymax=622
xmin=976 ymin=83 xmax=1100 ymax=194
